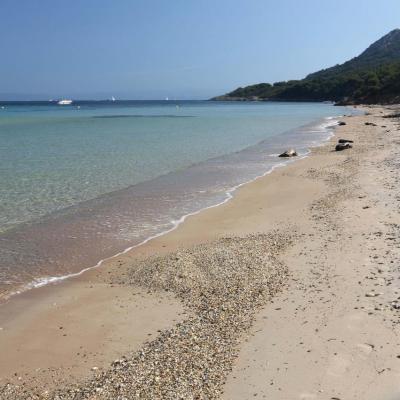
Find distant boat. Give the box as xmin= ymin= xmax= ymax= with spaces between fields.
xmin=165 ymin=97 xmax=169 ymax=101
xmin=111 ymin=96 xmax=116 ymax=102
xmin=57 ymin=99 xmax=73 ymax=105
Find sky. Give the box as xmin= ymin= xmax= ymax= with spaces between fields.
xmin=0 ymin=0 xmax=399 ymax=100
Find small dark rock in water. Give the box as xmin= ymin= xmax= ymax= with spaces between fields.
xmin=335 ymin=143 xmax=352 ymax=151
xmin=338 ymin=139 xmax=354 ymax=144
xmin=338 ymin=121 xmax=346 ymax=126
xmin=279 ymin=149 xmax=298 ymax=157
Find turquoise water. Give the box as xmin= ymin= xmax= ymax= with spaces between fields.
xmin=1 ymin=101 xmax=346 ymax=232
xmin=0 ymin=100 xmax=351 ymax=298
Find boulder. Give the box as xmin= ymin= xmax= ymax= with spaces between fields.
xmin=335 ymin=142 xmax=352 ymax=151
xmin=279 ymin=149 xmax=298 ymax=157
xmin=338 ymin=139 xmax=354 ymax=144
xmin=338 ymin=121 xmax=346 ymax=126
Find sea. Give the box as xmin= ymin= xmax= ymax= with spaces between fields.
xmin=0 ymin=100 xmax=356 ymax=301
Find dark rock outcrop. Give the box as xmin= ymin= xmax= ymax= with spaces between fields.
xmin=278 ymin=149 xmax=298 ymax=158
xmin=338 ymin=139 xmax=354 ymax=144
xmin=335 ymin=142 xmax=353 ymax=151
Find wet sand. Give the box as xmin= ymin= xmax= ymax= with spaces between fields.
xmin=1 ymin=106 xmax=400 ymax=398
xmin=0 ymin=282 xmax=184 ymax=389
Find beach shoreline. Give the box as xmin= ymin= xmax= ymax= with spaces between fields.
xmin=0 ymin=103 xmax=349 ymax=303
xmin=2 ymin=105 xmax=400 ymax=398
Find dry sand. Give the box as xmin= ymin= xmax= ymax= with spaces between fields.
xmin=1 ymin=106 xmax=400 ymax=399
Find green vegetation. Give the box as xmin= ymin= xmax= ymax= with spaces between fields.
xmin=213 ymin=29 xmax=400 ymax=104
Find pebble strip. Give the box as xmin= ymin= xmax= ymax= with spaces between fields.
xmin=1 ymin=234 xmax=289 ymax=399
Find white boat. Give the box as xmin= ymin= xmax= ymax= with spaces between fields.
xmin=111 ymin=96 xmax=116 ymax=102
xmin=57 ymin=99 xmax=73 ymax=105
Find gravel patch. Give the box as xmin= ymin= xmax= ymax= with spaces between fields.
xmin=1 ymin=234 xmax=289 ymax=399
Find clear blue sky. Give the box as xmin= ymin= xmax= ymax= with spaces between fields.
xmin=1 ymin=0 xmax=399 ymax=100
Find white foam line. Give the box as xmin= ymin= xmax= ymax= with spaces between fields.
xmin=4 ymin=115 xmax=341 ymax=301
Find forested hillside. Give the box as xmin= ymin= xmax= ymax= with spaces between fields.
xmin=213 ymin=29 xmax=400 ymax=104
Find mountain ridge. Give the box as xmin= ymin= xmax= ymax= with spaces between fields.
xmin=212 ymin=29 xmax=400 ymax=104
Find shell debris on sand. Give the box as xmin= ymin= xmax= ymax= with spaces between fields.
xmin=0 ymin=234 xmax=290 ymax=400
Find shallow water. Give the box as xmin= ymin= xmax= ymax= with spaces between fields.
xmin=0 ymin=100 xmax=353 ymax=299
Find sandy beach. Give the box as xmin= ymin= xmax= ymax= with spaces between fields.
xmin=1 ymin=105 xmax=400 ymax=399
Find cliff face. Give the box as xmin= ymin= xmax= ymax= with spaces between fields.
xmin=213 ymin=29 xmax=400 ymax=104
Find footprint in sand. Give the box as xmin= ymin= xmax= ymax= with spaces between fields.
xmin=327 ymin=353 xmax=352 ymax=377
xmin=345 ymin=312 xmax=366 ymax=332
xmin=356 ymin=343 xmax=375 ymax=357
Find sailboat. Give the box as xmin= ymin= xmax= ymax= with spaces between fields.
xmin=111 ymin=96 xmax=116 ymax=102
